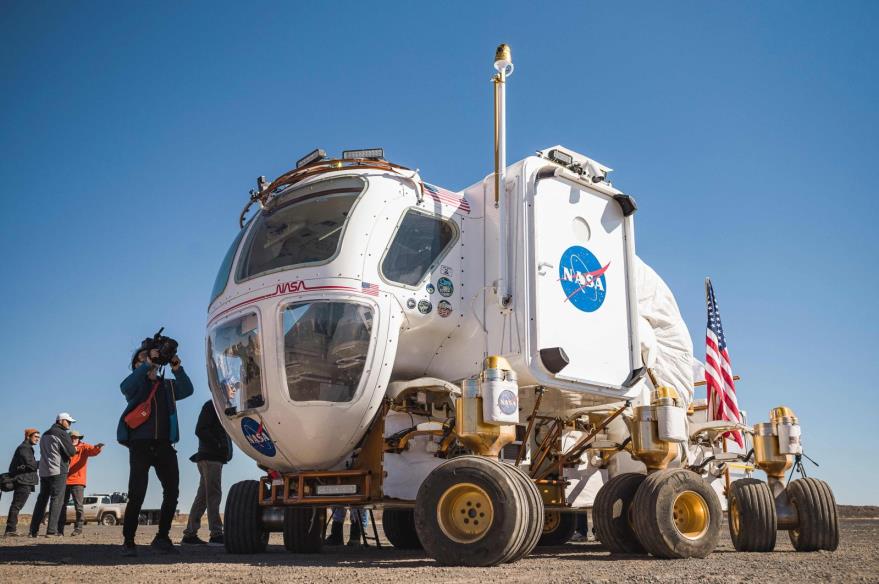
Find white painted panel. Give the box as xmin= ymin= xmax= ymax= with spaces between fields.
xmin=530 ymin=177 xmax=634 ymax=388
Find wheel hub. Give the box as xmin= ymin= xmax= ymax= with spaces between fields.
xmin=729 ymin=497 xmax=741 ymax=537
xmin=436 ymin=482 xmax=494 ymax=543
xmin=543 ymin=511 xmax=560 ymax=533
xmin=672 ymin=490 xmax=710 ymax=540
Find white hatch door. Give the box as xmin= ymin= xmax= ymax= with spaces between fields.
xmin=528 ymin=174 xmax=638 ymax=390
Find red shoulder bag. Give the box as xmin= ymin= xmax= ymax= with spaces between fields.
xmin=124 ymin=381 xmax=161 ymax=429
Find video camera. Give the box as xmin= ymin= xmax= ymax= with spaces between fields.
xmin=140 ymin=327 xmax=179 ymax=366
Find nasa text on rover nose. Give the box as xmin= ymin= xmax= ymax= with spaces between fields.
xmin=205 ymin=44 xmax=839 ymax=566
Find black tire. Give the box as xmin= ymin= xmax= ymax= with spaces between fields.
xmin=728 ymin=478 xmax=777 ymax=552
xmin=632 ymin=469 xmax=722 ymax=559
xmin=414 ymin=455 xmax=528 ymax=566
xmin=283 ymin=507 xmax=326 ymax=553
xmin=382 ymin=508 xmax=422 ymax=550
xmin=537 ymin=511 xmax=577 ymax=546
xmin=499 ymin=463 xmax=543 ymax=562
xmin=100 ymin=513 xmax=117 ymax=526
xmin=224 ymin=480 xmax=269 ymax=554
xmin=787 ymin=478 xmax=839 ymax=552
xmin=593 ymin=472 xmax=646 ymax=554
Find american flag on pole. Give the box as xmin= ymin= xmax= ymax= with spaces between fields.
xmin=705 ymin=278 xmax=744 ymax=447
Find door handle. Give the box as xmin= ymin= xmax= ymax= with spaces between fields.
xmin=537 ymin=261 xmax=554 ymax=276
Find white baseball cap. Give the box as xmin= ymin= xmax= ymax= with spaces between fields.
xmin=57 ymin=412 xmax=76 ymax=424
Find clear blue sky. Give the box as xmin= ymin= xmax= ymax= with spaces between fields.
xmin=1 ymin=1 xmax=877 ymax=519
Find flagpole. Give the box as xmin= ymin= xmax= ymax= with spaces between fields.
xmin=707 ymin=276 xmax=732 ymax=499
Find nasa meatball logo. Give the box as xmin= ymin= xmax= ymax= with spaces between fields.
xmin=558 ymin=245 xmax=610 ymax=313
xmin=497 ymin=390 xmax=518 ymax=415
xmin=241 ymin=417 xmax=276 ymax=457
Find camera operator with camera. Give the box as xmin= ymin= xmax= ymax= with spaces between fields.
xmin=116 ymin=329 xmax=193 ymax=557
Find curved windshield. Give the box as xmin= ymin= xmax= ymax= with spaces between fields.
xmin=210 ymin=228 xmax=246 ymax=304
xmin=282 ymin=301 xmax=373 ymax=402
xmin=237 ymin=176 xmax=365 ymax=281
xmin=208 ymin=312 xmax=264 ymax=416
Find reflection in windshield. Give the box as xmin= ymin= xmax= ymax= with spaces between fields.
xmin=208 ymin=313 xmax=264 ymax=415
xmin=237 ymin=176 xmax=365 ymax=281
xmin=283 ymin=302 xmax=373 ymax=402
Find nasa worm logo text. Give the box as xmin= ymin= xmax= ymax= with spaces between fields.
xmin=558 ymin=245 xmax=610 ymax=313
xmin=241 ymin=417 xmax=276 ymax=457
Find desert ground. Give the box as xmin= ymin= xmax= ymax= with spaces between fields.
xmin=1 ymin=514 xmax=876 ymax=583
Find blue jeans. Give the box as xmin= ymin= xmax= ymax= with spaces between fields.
xmin=331 ymin=506 xmax=369 ymax=528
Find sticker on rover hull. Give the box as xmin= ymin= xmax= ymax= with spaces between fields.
xmin=425 ymin=283 xmax=435 ymax=295
xmin=498 ymin=390 xmax=518 ymax=415
xmin=559 ymin=245 xmax=610 ymax=313
xmin=417 ymin=300 xmax=433 ymax=314
xmin=241 ymin=417 xmax=276 ymax=457
xmin=437 ymin=300 xmax=453 ymax=317
xmin=437 ymin=277 xmax=454 ymax=297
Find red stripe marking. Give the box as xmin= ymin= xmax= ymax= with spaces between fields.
xmin=209 ymin=282 xmax=366 ymax=325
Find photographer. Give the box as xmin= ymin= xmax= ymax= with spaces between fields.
xmin=117 ymin=332 xmax=193 ymax=557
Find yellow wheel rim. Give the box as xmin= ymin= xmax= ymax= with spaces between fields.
xmin=543 ymin=511 xmax=561 ymax=534
xmin=672 ymin=490 xmax=710 ymax=540
xmin=437 ymin=482 xmax=494 ymax=544
xmin=729 ymin=496 xmax=741 ymax=537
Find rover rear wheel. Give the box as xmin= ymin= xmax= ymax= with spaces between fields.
xmin=728 ymin=478 xmax=777 ymax=552
xmin=537 ymin=510 xmax=577 ymax=546
xmin=382 ymin=508 xmax=422 ymax=549
xmin=283 ymin=507 xmax=326 ymax=553
xmin=632 ymin=469 xmax=721 ymax=558
xmin=593 ymin=472 xmax=646 ymax=554
xmin=786 ymin=478 xmax=839 ymax=552
xmin=224 ymin=480 xmax=269 ymax=554
xmin=414 ymin=456 xmax=529 ymax=566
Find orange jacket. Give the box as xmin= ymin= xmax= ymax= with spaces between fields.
xmin=66 ymin=442 xmax=102 ymax=486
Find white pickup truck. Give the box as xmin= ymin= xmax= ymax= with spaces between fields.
xmin=63 ymin=492 xmax=127 ymax=526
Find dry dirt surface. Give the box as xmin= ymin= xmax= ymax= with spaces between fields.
xmin=1 ymin=519 xmax=876 ymax=584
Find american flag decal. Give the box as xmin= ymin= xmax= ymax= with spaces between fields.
xmin=423 ymin=182 xmax=471 ymax=214
xmin=361 ymin=282 xmax=379 ymax=296
xmin=705 ymin=278 xmax=744 ymax=447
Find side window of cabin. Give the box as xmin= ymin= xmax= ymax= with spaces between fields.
xmin=381 ymin=211 xmax=455 ymax=286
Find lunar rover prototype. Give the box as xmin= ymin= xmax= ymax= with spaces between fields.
xmin=206 ymin=45 xmax=838 ymax=565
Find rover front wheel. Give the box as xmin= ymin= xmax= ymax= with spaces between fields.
xmin=414 ymin=456 xmax=528 ymax=566
xmin=224 ymin=480 xmax=269 ymax=554
xmin=283 ymin=507 xmax=326 ymax=553
xmin=382 ymin=508 xmax=422 ymax=549
xmin=632 ymin=469 xmax=721 ymax=558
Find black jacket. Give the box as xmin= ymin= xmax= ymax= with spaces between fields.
xmin=190 ymin=400 xmax=232 ymax=464
xmin=9 ymin=440 xmax=38 ymax=486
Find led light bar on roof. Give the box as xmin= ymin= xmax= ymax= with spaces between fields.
xmin=547 ymin=148 xmax=573 ymax=167
xmin=342 ymin=148 xmax=384 ymax=160
xmin=296 ymin=148 xmax=326 ymax=168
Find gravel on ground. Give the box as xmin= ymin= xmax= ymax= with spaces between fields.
xmin=1 ymin=518 xmax=876 ymax=583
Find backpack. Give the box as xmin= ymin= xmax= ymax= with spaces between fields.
xmin=0 ymin=472 xmax=14 ymax=492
